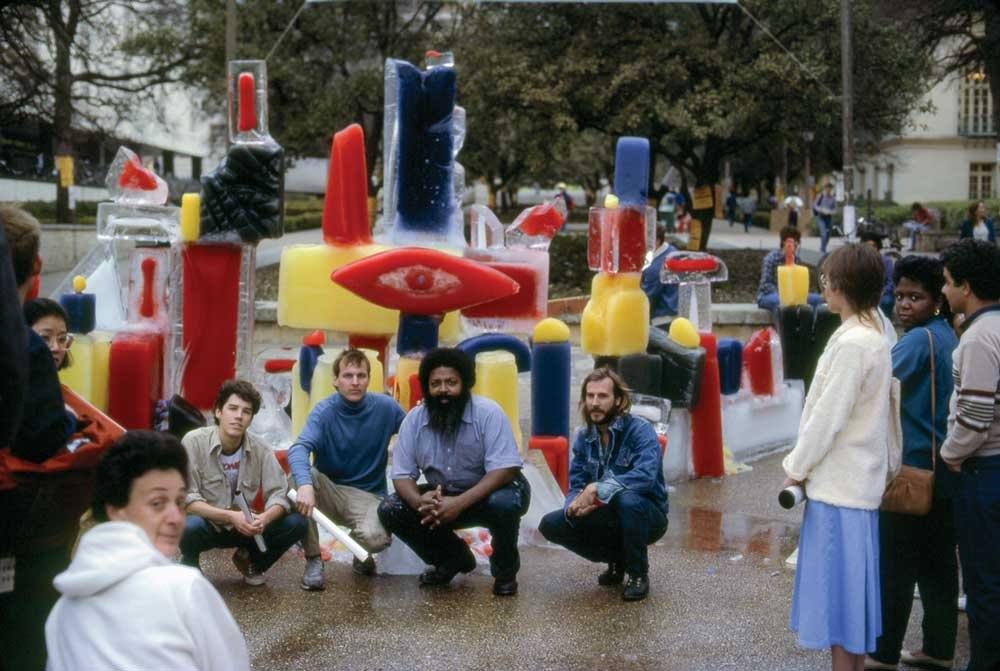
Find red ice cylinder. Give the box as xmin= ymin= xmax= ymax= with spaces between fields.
xmin=108 ymin=332 xmax=163 ymax=429
xmin=140 ymin=257 xmax=157 ymax=319
xmin=690 ymin=332 xmax=724 ymax=478
xmin=743 ymin=328 xmax=774 ymax=396
xmin=322 ymin=124 xmax=373 ymax=246
xmin=238 ymin=73 xmax=256 ymax=132
xmin=181 ymin=244 xmax=243 ymax=410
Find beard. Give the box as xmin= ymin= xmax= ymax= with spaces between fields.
xmin=425 ymin=390 xmax=471 ymax=438
xmin=587 ymin=404 xmax=618 ymax=428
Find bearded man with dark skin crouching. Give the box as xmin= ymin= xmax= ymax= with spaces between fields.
xmin=377 ymin=348 xmax=530 ymax=597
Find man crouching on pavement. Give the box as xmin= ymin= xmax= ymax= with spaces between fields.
xmin=180 ymin=379 xmax=307 ymax=585
xmin=538 ymin=367 xmax=668 ymax=601
xmin=378 ymin=348 xmax=531 ymax=596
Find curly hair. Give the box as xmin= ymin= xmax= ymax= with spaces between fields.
xmin=213 ymin=379 xmax=262 ymax=421
xmin=418 ymin=348 xmax=476 ymax=397
xmin=92 ymin=431 xmax=189 ymax=521
xmin=941 ymin=239 xmax=1000 ymax=301
xmin=893 ymin=255 xmax=951 ymax=320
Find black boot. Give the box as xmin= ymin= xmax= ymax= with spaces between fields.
xmin=622 ymin=574 xmax=649 ymax=601
xmin=597 ymin=562 xmax=625 ymax=586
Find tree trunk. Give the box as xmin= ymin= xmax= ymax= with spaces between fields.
xmin=53 ymin=8 xmax=75 ymax=224
xmin=985 ymin=10 xmax=1000 ymax=179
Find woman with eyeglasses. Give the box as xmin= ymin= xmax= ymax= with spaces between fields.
xmin=782 ymin=243 xmax=900 ymax=671
xmin=24 ymin=297 xmax=73 ymax=370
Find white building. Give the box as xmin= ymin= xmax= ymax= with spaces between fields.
xmin=862 ymin=60 xmax=996 ymax=205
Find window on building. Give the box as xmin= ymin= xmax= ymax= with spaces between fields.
xmin=969 ymin=162 xmax=995 ymax=200
xmin=959 ymin=70 xmax=994 ymax=136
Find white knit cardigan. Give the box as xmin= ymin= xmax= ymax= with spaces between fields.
xmin=783 ymin=314 xmax=902 ymax=510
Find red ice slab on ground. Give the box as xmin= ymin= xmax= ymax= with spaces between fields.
xmin=322 ymin=124 xmax=372 ymax=246
xmin=331 ymin=247 xmax=520 ymax=315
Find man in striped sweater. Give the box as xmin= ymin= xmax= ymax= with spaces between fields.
xmin=940 ymin=239 xmax=1000 ymax=671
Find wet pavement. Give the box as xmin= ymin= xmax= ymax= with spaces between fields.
xmin=198 ymin=451 xmax=971 ymax=671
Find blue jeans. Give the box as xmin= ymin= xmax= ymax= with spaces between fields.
xmin=378 ymin=474 xmax=531 ymax=581
xmin=538 ymin=490 xmax=668 ymax=577
xmin=757 ymin=291 xmax=823 ymax=313
xmin=180 ymin=512 xmax=307 ymax=573
xmin=954 ymin=455 xmax=1000 ymax=671
xmin=816 ymin=214 xmax=832 ymax=253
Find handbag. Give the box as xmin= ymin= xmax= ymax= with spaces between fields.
xmin=881 ymin=329 xmax=936 ymax=516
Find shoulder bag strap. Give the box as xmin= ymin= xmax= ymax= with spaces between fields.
xmin=926 ymin=328 xmax=936 ymax=470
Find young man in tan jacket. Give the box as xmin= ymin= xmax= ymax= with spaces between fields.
xmin=181 ymin=379 xmax=306 ymax=585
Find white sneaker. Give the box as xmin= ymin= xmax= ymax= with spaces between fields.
xmin=301 ymin=557 xmax=325 ymax=591
xmin=958 ymin=594 xmax=966 ymax=612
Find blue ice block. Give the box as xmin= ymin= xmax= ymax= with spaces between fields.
xmin=298 ymin=343 xmax=323 ymax=393
xmin=613 ymin=137 xmax=650 ymax=206
xmin=531 ymin=341 xmax=571 ymax=439
xmin=397 ymin=314 xmax=440 ymax=356
xmin=717 ymin=338 xmax=743 ymax=396
xmin=457 ymin=333 xmax=531 ymax=373
xmin=392 ymin=60 xmax=457 ymax=239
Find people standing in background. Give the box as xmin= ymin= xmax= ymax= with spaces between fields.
xmin=939 ymin=239 xmax=1000 ymax=671
xmin=858 ymin=229 xmax=897 ymax=319
xmin=782 ymin=244 xmax=898 ymax=671
xmin=959 ymin=201 xmax=996 ymax=245
xmin=812 ymin=183 xmax=837 ymax=254
xmin=641 ymin=226 xmax=678 ymax=320
xmin=866 ymin=256 xmax=960 ymax=671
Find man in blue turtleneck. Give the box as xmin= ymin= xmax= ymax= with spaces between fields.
xmin=288 ymin=349 xmax=406 ymax=591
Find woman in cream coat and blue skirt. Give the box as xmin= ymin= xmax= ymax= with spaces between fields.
xmin=782 ymin=243 xmax=901 ymax=671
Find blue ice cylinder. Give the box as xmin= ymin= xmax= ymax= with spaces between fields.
xmin=457 ymin=333 xmax=531 ymax=373
xmin=393 ymin=60 xmax=457 ymax=235
xmin=717 ymin=338 xmax=743 ymax=396
xmin=531 ymin=341 xmax=571 ymax=439
xmin=613 ymin=137 xmax=650 ymax=206
xmin=60 ymin=292 xmax=96 ymax=334
xmin=397 ymin=314 xmax=439 ymax=356
xmin=298 ymin=344 xmax=323 ymax=393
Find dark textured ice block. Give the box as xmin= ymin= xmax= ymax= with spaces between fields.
xmin=200 ymin=142 xmax=285 ymax=243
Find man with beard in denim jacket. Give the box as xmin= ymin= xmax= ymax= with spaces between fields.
xmin=539 ymin=367 xmax=668 ymax=602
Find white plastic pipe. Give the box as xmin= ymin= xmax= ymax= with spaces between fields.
xmin=287 ymin=488 xmax=370 ymax=562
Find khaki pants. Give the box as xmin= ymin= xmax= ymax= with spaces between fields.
xmin=291 ymin=469 xmax=390 ymax=558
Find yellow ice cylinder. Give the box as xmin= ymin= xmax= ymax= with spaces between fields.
xmin=291 ymin=360 xmax=311 ymax=439
xmin=277 ymin=244 xmax=461 ymax=340
xmin=581 ymin=272 xmax=649 ymax=356
xmin=59 ymin=335 xmax=93 ymax=401
xmin=90 ymin=332 xmax=112 ymax=411
xmin=472 ymin=351 xmax=523 ymax=453
xmin=532 ymin=317 xmax=570 ymax=343
xmin=393 ymin=356 xmax=422 ymax=411
xmin=777 ymin=239 xmax=809 ymax=307
xmin=180 ymin=193 xmax=201 ymax=242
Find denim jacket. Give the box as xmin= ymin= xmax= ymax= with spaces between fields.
xmin=565 ymin=413 xmax=668 ymax=513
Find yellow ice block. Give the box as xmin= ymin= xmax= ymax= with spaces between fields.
xmin=669 ymin=318 xmax=700 ymax=349
xmin=532 ymin=317 xmax=570 ymax=343
xmin=90 ymin=332 xmax=112 ymax=412
xmin=180 ymin=193 xmax=201 ymax=242
xmin=581 ymin=272 xmax=649 ymax=356
xmin=59 ymin=335 xmax=93 ymax=401
xmin=277 ymin=244 xmax=461 ymax=340
xmin=291 ymin=360 xmax=311 ymax=439
xmin=393 ymin=356 xmax=422 ymax=411
xmin=472 ymin=351 xmax=523 ymax=453
xmin=777 ymin=264 xmax=809 ymax=306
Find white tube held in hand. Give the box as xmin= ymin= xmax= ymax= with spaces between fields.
xmin=287 ymin=488 xmax=370 ymax=562
xmin=778 ymin=484 xmax=806 ymax=509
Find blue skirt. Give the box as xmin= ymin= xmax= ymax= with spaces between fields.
xmin=790 ymin=499 xmax=881 ymax=654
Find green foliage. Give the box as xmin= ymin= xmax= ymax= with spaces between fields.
xmin=547 ymin=233 xmax=593 ymax=299
xmin=17 ymin=200 xmax=98 ymax=224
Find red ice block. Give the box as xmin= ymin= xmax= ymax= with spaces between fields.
xmin=461 ymin=261 xmax=543 ymax=320
xmin=117 ymin=156 xmax=159 ymax=191
xmin=690 ymin=333 xmax=724 ymax=478
xmin=264 ymin=359 xmax=295 ymax=373
xmin=665 ymin=256 xmax=719 ymax=273
xmin=181 ymin=244 xmax=243 ymax=410
xmin=331 ymin=247 xmax=520 ymax=315
xmin=348 ymin=334 xmax=390 ymax=373
xmin=108 ymin=331 xmax=163 ymax=430
xmin=139 ymin=257 xmax=157 ymax=319
xmin=530 ymin=435 xmax=568 ymax=493
xmin=516 ymin=200 xmax=565 ymax=238
xmin=322 ymin=124 xmax=372 ymax=246
xmin=743 ymin=328 xmax=775 ymax=396
xmin=587 ymin=206 xmax=648 ymax=273
xmin=238 ymin=73 xmax=256 ymax=132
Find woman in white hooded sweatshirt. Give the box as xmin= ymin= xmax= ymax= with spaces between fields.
xmin=45 ymin=430 xmax=249 ymax=671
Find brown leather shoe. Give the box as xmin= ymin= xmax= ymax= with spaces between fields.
xmin=492 ymin=579 xmax=518 ymax=596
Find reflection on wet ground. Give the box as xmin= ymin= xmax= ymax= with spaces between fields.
xmin=200 ymin=450 xmax=968 ymax=671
